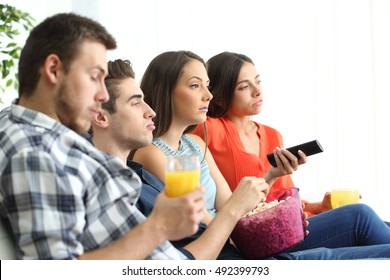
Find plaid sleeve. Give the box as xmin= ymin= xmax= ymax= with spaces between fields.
xmin=3 ymin=150 xmax=86 ymax=259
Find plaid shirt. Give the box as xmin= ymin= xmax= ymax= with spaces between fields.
xmin=0 ymin=103 xmax=186 ymax=260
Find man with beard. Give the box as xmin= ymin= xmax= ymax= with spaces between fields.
xmin=0 ymin=13 xmax=205 ymax=260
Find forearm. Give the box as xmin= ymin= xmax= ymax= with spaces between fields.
xmin=264 ymin=171 xmax=277 ymax=187
xmin=303 ymin=201 xmax=330 ymax=215
xmin=79 ymin=218 xmax=166 ymax=260
xmin=183 ymin=207 xmax=240 ymax=260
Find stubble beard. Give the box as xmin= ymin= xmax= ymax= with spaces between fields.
xmin=56 ymin=82 xmax=91 ymax=134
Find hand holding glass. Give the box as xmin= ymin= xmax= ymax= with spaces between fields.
xmin=165 ymin=155 xmax=201 ymax=197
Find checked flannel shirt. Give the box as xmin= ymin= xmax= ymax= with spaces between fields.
xmin=0 ymin=103 xmax=186 ymax=260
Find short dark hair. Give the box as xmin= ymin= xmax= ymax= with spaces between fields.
xmin=206 ymin=52 xmax=254 ymax=118
xmin=103 ymin=59 xmax=136 ymax=114
xmin=18 ymin=12 xmax=117 ymax=97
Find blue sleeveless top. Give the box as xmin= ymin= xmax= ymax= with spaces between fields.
xmin=153 ymin=134 xmax=217 ymax=217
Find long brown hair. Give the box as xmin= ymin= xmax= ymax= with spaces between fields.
xmin=140 ymin=50 xmax=206 ymax=138
xmin=129 ymin=51 xmax=208 ymax=161
xmin=206 ymin=52 xmax=254 ymax=118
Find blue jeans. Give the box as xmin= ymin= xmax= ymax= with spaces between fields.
xmin=276 ymin=204 xmax=390 ymax=259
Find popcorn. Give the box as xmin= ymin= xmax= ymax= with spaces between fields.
xmin=243 ymin=197 xmax=291 ymax=217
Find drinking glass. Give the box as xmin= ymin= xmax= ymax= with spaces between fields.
xmin=165 ymin=155 xmax=201 ymax=197
xmin=330 ymin=188 xmax=360 ymax=208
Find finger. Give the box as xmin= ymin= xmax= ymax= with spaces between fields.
xmin=186 ymin=187 xmax=206 ymax=200
xmin=297 ymin=150 xmax=308 ymax=164
xmin=277 ymin=149 xmax=299 ymax=171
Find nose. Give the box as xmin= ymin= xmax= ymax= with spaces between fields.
xmin=145 ymin=103 xmax=156 ymax=119
xmin=253 ymin=83 xmax=262 ymax=97
xmin=98 ymin=82 xmax=110 ymax=103
xmin=203 ymin=87 xmax=213 ymax=101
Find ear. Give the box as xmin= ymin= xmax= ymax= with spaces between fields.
xmin=42 ymin=54 xmax=62 ymax=84
xmin=92 ymin=111 xmax=110 ymax=129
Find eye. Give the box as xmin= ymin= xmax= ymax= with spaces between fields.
xmin=190 ymin=83 xmax=200 ymax=89
xmin=239 ymin=85 xmax=249 ymax=90
xmin=256 ymin=80 xmax=262 ymax=85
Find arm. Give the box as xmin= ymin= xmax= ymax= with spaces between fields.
xmin=190 ymin=134 xmax=232 ymax=211
xmin=132 ymin=144 xmax=167 ymax=183
xmin=185 ymin=135 xmax=269 ymax=259
xmin=302 ymin=192 xmax=332 ymax=216
xmin=4 ymin=151 xmax=84 ymax=259
xmin=6 ymin=151 xmax=205 ymax=260
xmin=80 ymin=189 xmax=206 ymax=260
xmin=183 ymin=177 xmax=269 ymax=259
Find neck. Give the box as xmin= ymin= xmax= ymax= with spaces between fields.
xmin=226 ymin=114 xmax=253 ymax=129
xmin=18 ymin=88 xmax=58 ymax=121
xmin=159 ymin=122 xmax=186 ymax=151
xmin=92 ymin=135 xmax=129 ymax=165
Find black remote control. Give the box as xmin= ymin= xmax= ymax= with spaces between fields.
xmin=267 ymin=140 xmax=324 ymax=167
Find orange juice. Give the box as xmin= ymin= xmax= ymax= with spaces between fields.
xmin=331 ymin=189 xmax=360 ymax=208
xmin=165 ymin=170 xmax=200 ymax=197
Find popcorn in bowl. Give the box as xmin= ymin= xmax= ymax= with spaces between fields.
xmin=231 ymin=188 xmax=305 ymax=259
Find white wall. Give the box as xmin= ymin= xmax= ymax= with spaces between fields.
xmin=2 ymin=0 xmax=390 ymax=221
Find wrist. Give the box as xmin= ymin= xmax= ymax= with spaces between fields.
xmin=219 ymin=202 xmax=247 ymax=223
xmin=264 ymin=171 xmax=277 ymax=187
xmin=303 ymin=201 xmax=321 ymax=214
xmin=142 ymin=214 xmax=169 ymax=244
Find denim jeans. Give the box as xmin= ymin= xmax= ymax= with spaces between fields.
xmin=276 ymin=203 xmax=390 ymax=259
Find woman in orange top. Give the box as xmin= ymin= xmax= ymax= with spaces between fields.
xmin=192 ymin=51 xmax=331 ymax=216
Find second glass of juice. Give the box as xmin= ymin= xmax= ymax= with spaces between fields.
xmin=165 ymin=155 xmax=200 ymax=197
xmin=331 ymin=188 xmax=360 ymax=208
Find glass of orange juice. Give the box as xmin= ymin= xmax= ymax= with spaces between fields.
xmin=165 ymin=155 xmax=201 ymax=197
xmin=330 ymin=188 xmax=360 ymax=208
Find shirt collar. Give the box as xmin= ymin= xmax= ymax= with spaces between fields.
xmin=10 ymin=101 xmax=67 ymax=133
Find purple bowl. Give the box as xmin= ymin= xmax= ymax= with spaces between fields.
xmin=231 ymin=188 xmax=305 ymax=259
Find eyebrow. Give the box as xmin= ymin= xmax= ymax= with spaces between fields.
xmin=127 ymin=94 xmax=143 ymax=102
xmin=94 ymin=65 xmax=107 ymax=77
xmin=188 ymin=76 xmax=210 ymax=84
xmin=237 ymin=74 xmax=261 ymax=85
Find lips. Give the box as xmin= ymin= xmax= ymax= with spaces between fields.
xmin=199 ymin=106 xmax=209 ymax=112
xmin=89 ymin=109 xmax=100 ymax=118
xmin=146 ymin=121 xmax=155 ymax=130
xmin=253 ymin=99 xmax=263 ymax=107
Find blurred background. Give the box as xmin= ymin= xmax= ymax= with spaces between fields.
xmin=2 ymin=0 xmax=390 ymax=221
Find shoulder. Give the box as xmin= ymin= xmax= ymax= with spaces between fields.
xmin=187 ymin=134 xmax=206 ymax=151
xmin=133 ymin=144 xmax=164 ymax=162
xmin=203 ymin=117 xmax=231 ymax=141
xmin=132 ymin=144 xmax=167 ymax=179
xmin=205 ymin=116 xmax=225 ymax=128
xmin=257 ymin=122 xmax=283 ymax=137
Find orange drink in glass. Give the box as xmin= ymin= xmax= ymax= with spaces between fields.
xmin=331 ymin=188 xmax=360 ymax=208
xmin=165 ymin=155 xmax=200 ymax=197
